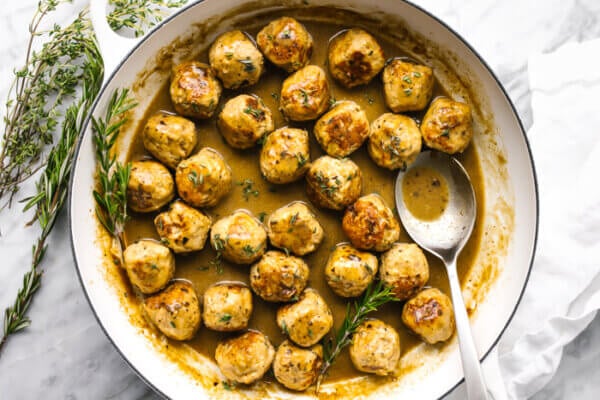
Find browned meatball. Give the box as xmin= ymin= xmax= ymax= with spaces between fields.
xmin=127 ymin=160 xmax=174 ymax=213
xmin=306 ymin=156 xmax=362 ymax=211
xmin=259 ymin=127 xmax=310 ymax=184
xmin=250 ymin=251 xmax=310 ymax=302
xmin=203 ymin=282 xmax=253 ymax=332
xmin=266 ymin=201 xmax=324 ymax=256
xmin=420 ymin=97 xmax=473 ymax=154
xmin=324 ymin=243 xmax=378 ymax=298
xmin=368 ymin=113 xmax=422 ymax=171
xmin=380 ymin=243 xmax=429 ymax=300
xmin=217 ymin=94 xmax=274 ymax=149
xmin=349 ymin=319 xmax=400 ymax=376
xmin=154 ymin=200 xmax=211 ymax=253
xmin=383 ymin=59 xmax=434 ymax=112
xmin=402 ymin=288 xmax=455 ymax=344
xmin=280 ymin=65 xmax=330 ymax=121
xmin=256 ymin=17 xmax=313 ymax=73
xmin=342 ymin=193 xmax=400 ymax=252
xmin=210 ymin=210 xmax=267 ymax=264
xmin=170 ymin=61 xmax=221 ymax=119
xmin=142 ymin=112 xmax=197 ymax=169
xmin=209 ymin=30 xmax=264 ymax=89
xmin=273 ymin=340 xmax=323 ymax=391
xmin=313 ymin=100 xmax=370 ymax=158
xmin=328 ymin=28 xmax=385 ymax=88
xmin=215 ymin=330 xmax=275 ymax=384
xmin=123 ymin=240 xmax=175 ymax=294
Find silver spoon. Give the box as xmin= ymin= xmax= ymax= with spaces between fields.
xmin=395 ymin=150 xmax=491 ymax=400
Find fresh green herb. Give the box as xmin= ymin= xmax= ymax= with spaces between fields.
xmin=219 ymin=313 xmax=232 ymax=323
xmin=225 ymin=52 xmax=234 ymax=59
xmin=299 ymin=88 xmax=310 ymax=106
xmin=237 ymin=179 xmax=259 ymax=201
xmin=222 ymin=381 xmax=235 ymax=391
xmin=270 ymin=92 xmax=279 ymax=101
xmin=402 ymin=75 xmax=413 ymax=84
xmin=315 ymin=171 xmax=339 ymax=196
xmin=281 ymin=321 xmax=289 ymax=335
xmin=210 ymin=234 xmax=226 ymax=274
xmin=243 ymin=106 xmax=265 ymax=120
xmin=290 ymin=212 xmax=299 ymax=225
xmin=328 ymin=97 xmax=337 ymax=107
xmin=187 ymin=170 xmax=203 ymax=187
xmin=257 ymin=211 xmax=267 ymax=222
xmin=296 ymin=153 xmax=308 ymax=168
xmin=441 ymin=128 xmax=450 ymax=138
xmin=170 ymin=321 xmax=176 ymax=328
xmin=107 ymin=0 xmax=187 ymax=37
xmin=243 ymin=244 xmax=261 ymax=256
xmin=280 ymin=29 xmax=292 ymax=39
xmin=412 ymin=71 xmax=422 ymax=78
xmin=237 ymin=58 xmax=255 ymax=72
xmin=150 ymin=264 xmax=158 ymax=270
xmin=403 ymin=88 xmax=413 ymax=96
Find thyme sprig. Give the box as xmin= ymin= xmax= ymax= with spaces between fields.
xmin=107 ymin=0 xmax=188 ymax=37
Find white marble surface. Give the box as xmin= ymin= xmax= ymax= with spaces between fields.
xmin=1 ymin=0 xmax=599 ymax=399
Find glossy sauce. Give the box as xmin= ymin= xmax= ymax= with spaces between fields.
xmin=402 ymin=167 xmax=449 ymax=221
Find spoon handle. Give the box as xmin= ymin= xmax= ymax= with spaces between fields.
xmin=445 ymin=257 xmax=491 ymax=400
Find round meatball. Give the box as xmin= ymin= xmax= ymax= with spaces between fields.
xmin=342 ymin=193 xmax=400 ymax=251
xmin=420 ymin=97 xmax=473 ymax=154
xmin=210 ymin=210 xmax=267 ymax=264
xmin=123 ymin=240 xmax=175 ymax=294
xmin=277 ymin=288 xmax=333 ymax=347
xmin=175 ymin=148 xmax=232 ymax=208
xmin=203 ymin=282 xmax=253 ymax=332
xmin=273 ymin=340 xmax=323 ymax=391
xmin=349 ymin=319 xmax=400 ymax=376
xmin=143 ymin=280 xmax=201 ymax=341
xmin=368 ymin=113 xmax=422 ymax=171
xmin=402 ymin=288 xmax=455 ymax=344
xmin=209 ymin=30 xmax=264 ymax=89
xmin=325 ymin=243 xmax=378 ymax=298
xmin=383 ymin=59 xmax=434 ymax=112
xmin=142 ymin=112 xmax=197 ymax=169
xmin=306 ymin=156 xmax=362 ymax=211
xmin=127 ymin=160 xmax=175 ymax=213
xmin=328 ymin=28 xmax=385 ymax=88
xmin=313 ymin=100 xmax=370 ymax=158
xmin=215 ymin=330 xmax=275 ymax=384
xmin=280 ymin=65 xmax=330 ymax=121
xmin=256 ymin=16 xmax=313 ymax=73
xmin=217 ymin=94 xmax=274 ymax=149
xmin=266 ymin=201 xmax=324 ymax=256
xmin=154 ymin=200 xmax=211 ymax=253
xmin=170 ymin=61 xmax=221 ymax=119
xmin=250 ymin=251 xmax=309 ymax=302
xmin=380 ymin=243 xmax=429 ymax=300
xmin=260 ymin=127 xmax=310 ymax=184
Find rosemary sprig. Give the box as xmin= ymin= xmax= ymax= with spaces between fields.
xmin=107 ymin=0 xmax=188 ymax=37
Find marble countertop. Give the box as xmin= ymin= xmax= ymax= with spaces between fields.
xmin=1 ymin=0 xmax=599 ymax=399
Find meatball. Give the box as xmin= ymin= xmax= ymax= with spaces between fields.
xmin=123 ymin=240 xmax=175 ymax=294
xmin=368 ymin=113 xmax=422 ymax=171
xmin=380 ymin=243 xmax=429 ymax=300
xmin=142 ymin=112 xmax=197 ymax=169
xmin=175 ymin=147 xmax=232 ymax=208
xmin=306 ymin=156 xmax=362 ymax=211
xmin=170 ymin=61 xmax=221 ymax=119
xmin=127 ymin=160 xmax=175 ymax=213
xmin=383 ymin=59 xmax=434 ymax=112
xmin=260 ymin=127 xmax=310 ymax=184
xmin=250 ymin=251 xmax=309 ymax=302
xmin=143 ymin=280 xmax=201 ymax=341
xmin=349 ymin=319 xmax=400 ymax=376
xmin=273 ymin=340 xmax=323 ymax=391
xmin=342 ymin=193 xmax=400 ymax=251
xmin=210 ymin=210 xmax=267 ymax=264
xmin=313 ymin=100 xmax=370 ymax=158
xmin=217 ymin=94 xmax=274 ymax=149
xmin=256 ymin=16 xmax=313 ymax=73
xmin=208 ymin=30 xmax=264 ymax=89
xmin=280 ymin=65 xmax=330 ymax=121
xmin=325 ymin=243 xmax=378 ymax=298
xmin=420 ymin=97 xmax=473 ymax=154
xmin=277 ymin=288 xmax=333 ymax=347
xmin=215 ymin=330 xmax=275 ymax=384
xmin=328 ymin=28 xmax=385 ymax=88
xmin=266 ymin=201 xmax=324 ymax=256
xmin=154 ymin=200 xmax=211 ymax=253
xmin=203 ymin=282 xmax=253 ymax=332
xmin=402 ymin=288 xmax=455 ymax=344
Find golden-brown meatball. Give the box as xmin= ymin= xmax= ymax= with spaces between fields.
xmin=217 ymin=94 xmax=274 ymax=149
xmin=276 ymin=288 xmax=333 ymax=347
xmin=266 ymin=201 xmax=324 ymax=256
xmin=154 ymin=200 xmax=211 ymax=253
xmin=175 ymin=148 xmax=232 ymax=208
xmin=342 ymin=193 xmax=400 ymax=251
xmin=127 ymin=160 xmax=175 ymax=213
xmin=250 ymin=251 xmax=309 ymax=302
xmin=349 ymin=319 xmax=400 ymax=376
xmin=210 ymin=210 xmax=267 ymax=264
xmin=328 ymin=28 xmax=385 ymax=88
xmin=420 ymin=97 xmax=473 ymax=154
xmin=313 ymin=100 xmax=370 ymax=158
xmin=123 ymin=240 xmax=175 ymax=294
xmin=380 ymin=243 xmax=429 ymax=300
xmin=383 ymin=59 xmax=434 ymax=112
xmin=203 ymin=282 xmax=253 ymax=332
xmin=142 ymin=112 xmax=197 ymax=169
xmin=170 ymin=61 xmax=221 ymax=119
xmin=215 ymin=330 xmax=275 ymax=384
xmin=209 ymin=30 xmax=264 ymax=89
xmin=143 ymin=280 xmax=201 ymax=341
xmin=368 ymin=113 xmax=422 ymax=171
xmin=402 ymin=288 xmax=455 ymax=344
xmin=273 ymin=340 xmax=323 ymax=391
xmin=306 ymin=156 xmax=362 ymax=211
xmin=280 ymin=65 xmax=330 ymax=121
xmin=324 ymin=243 xmax=378 ymax=298
xmin=256 ymin=17 xmax=313 ymax=73
xmin=259 ymin=127 xmax=310 ymax=184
